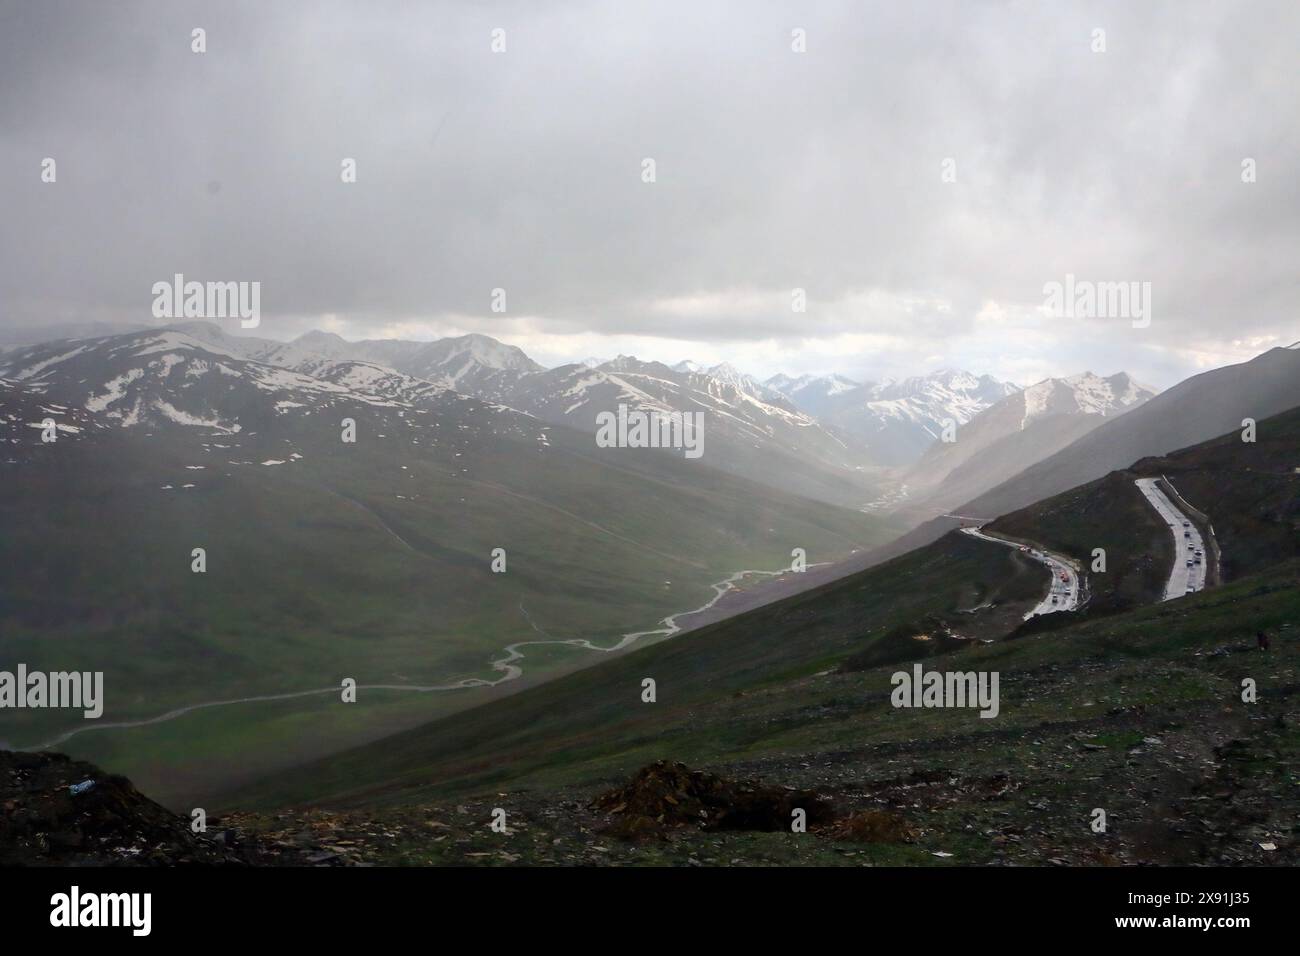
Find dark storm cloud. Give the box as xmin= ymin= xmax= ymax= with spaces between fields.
xmin=1 ymin=0 xmax=1296 ymax=384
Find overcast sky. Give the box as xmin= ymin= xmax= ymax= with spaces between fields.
xmin=2 ymin=0 xmax=1296 ymax=388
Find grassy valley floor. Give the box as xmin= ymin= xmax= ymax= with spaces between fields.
xmin=215 ymin=553 xmax=1298 ymax=866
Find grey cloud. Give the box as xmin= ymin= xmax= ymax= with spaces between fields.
xmin=1 ymin=0 xmax=1296 ymax=386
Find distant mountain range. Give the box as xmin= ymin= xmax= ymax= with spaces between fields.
xmin=0 ymin=322 xmax=1167 ymax=513
xmin=763 ymin=372 xmax=861 ymax=417
xmin=767 ymin=369 xmax=1022 ymax=465
xmin=508 ymin=356 xmax=875 ymax=507
xmin=0 ymin=320 xmax=150 ymax=350
xmin=962 ymin=345 xmax=1300 ymax=521
xmin=869 ymin=343 xmax=1300 ymax=566
xmin=6 ymin=319 xmax=1299 ymax=844
xmin=0 ymin=324 xmax=894 ymax=798
xmin=899 ymin=371 xmax=1157 ymax=516
xmin=127 ymin=326 xmax=891 ymax=508
xmin=226 ymin=401 xmax=1300 ymax=872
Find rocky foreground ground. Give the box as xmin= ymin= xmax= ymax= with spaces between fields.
xmin=6 ymin=669 xmax=1295 ymax=868
xmin=0 ymin=750 xmax=291 ymax=866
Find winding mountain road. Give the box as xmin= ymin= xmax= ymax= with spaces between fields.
xmin=1135 ymin=477 xmax=1209 ymax=600
xmin=961 ymin=526 xmax=1081 ymax=619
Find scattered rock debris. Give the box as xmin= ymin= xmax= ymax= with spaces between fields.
xmin=0 ymin=751 xmax=288 ymax=866
xmin=589 ymin=760 xmax=836 ymax=837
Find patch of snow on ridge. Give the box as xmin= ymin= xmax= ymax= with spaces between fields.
xmin=1017 ymin=372 xmax=1153 ymax=430
xmin=604 ymin=374 xmax=676 ymax=414
xmin=1019 ymin=379 xmax=1055 ymax=429
xmin=11 ymin=346 xmax=90 ymax=381
xmin=1064 ymin=373 xmax=1114 ymax=416
xmin=151 ymin=399 xmax=240 ymax=432
xmin=151 ymin=353 xmax=186 ymax=377
xmin=108 ymin=398 xmax=145 ymax=427
xmin=560 ymin=373 xmax=605 ymax=399
xmin=85 ymin=368 xmax=145 ymax=412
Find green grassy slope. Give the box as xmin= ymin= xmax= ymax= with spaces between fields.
xmin=216 ymin=408 xmax=1300 ymax=865
xmin=0 ymin=402 xmax=896 ymax=803
xmin=227 ymin=557 xmax=1300 ymax=866
xmin=222 ymin=531 xmax=1061 ymax=809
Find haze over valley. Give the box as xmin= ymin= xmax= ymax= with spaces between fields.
xmin=2 ymin=1 xmax=1297 ymax=896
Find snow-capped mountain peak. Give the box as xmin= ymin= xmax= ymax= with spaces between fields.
xmin=873 ymin=369 xmax=1013 ymax=407
xmin=700 ymin=362 xmax=784 ymax=402
xmin=763 ymin=372 xmax=865 ymax=419
xmin=1019 ymin=371 xmax=1155 ymax=429
xmin=252 ymin=330 xmax=359 ymax=368
xmin=899 ymin=367 xmax=1160 ymax=511
xmin=419 ymin=333 xmax=541 ymax=373
xmin=599 ymin=354 xmax=643 ymax=373
xmin=0 ymin=328 xmax=538 ymax=451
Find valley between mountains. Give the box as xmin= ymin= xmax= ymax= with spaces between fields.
xmin=209 ymin=405 xmax=1296 ymax=868
xmin=2 ymin=327 xmax=1297 ymax=866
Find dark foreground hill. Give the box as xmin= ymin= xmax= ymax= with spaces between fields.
xmin=17 ymin=399 xmax=1300 ymax=865
xmin=19 ymin=557 xmax=1297 ymax=867
xmin=201 ymin=559 xmax=1298 ymax=867
xmin=205 ymin=406 xmax=1300 ymax=866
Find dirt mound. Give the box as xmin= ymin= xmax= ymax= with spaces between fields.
xmin=0 ymin=750 xmax=270 ymax=866
xmin=829 ymin=809 xmax=919 ymax=843
xmin=590 ymin=760 xmax=836 ymax=836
